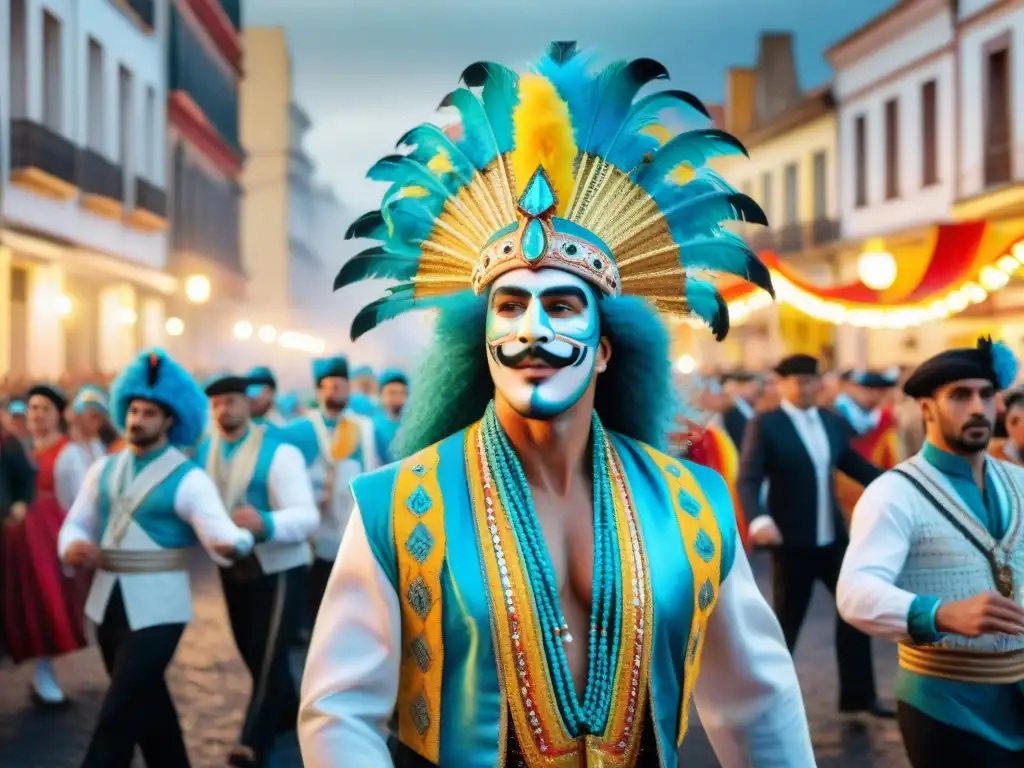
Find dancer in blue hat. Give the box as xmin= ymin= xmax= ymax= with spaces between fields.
xmin=372 ymin=368 xmax=409 ymax=465
xmin=58 ymin=349 xmax=257 ymax=768
xmin=247 ymin=366 xmax=289 ymax=427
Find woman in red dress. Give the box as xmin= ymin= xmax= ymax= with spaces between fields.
xmin=3 ymin=384 xmax=89 ymax=706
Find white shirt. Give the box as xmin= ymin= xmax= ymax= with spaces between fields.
xmin=298 ymin=506 xmax=816 ymax=767
xmin=733 ymin=397 xmax=754 ymax=421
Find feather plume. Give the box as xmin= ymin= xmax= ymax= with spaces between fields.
xmin=680 ymin=232 xmax=774 ymax=296
xmin=334 ymin=246 xmax=419 ymax=289
xmin=460 ymin=62 xmax=520 ymax=154
xmin=510 ymin=74 xmax=577 ymax=214
xmin=351 ymin=284 xmax=474 ymax=340
xmin=684 ymin=279 xmax=730 ymax=340
xmin=633 ymin=128 xmax=748 ymax=191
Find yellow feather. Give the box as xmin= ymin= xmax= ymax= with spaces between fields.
xmin=427 ymin=150 xmax=453 ymax=175
xmin=398 ymin=185 xmax=430 ymax=198
xmin=669 ymin=165 xmax=695 ymax=185
xmin=510 ymin=74 xmax=577 ymax=216
xmin=641 ymin=124 xmax=671 ymax=145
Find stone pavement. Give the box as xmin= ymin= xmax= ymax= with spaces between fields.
xmin=0 ymin=551 xmax=907 ymax=767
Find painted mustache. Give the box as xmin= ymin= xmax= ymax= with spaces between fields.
xmin=493 ymin=341 xmax=587 ymax=370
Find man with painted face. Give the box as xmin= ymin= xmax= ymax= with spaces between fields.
xmin=196 ymin=373 xmax=318 ymax=768
xmin=282 ymin=357 xmax=379 ymax=619
xmin=298 ymin=42 xmax=813 ymax=767
xmin=838 ymin=338 xmax=1024 ymax=767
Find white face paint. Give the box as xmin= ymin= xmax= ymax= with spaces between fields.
xmin=485 ymin=268 xmax=601 ymax=419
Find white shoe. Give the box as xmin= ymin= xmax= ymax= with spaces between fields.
xmin=31 ymin=658 xmax=67 ymax=706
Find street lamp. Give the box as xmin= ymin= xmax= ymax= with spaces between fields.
xmin=165 ymin=317 xmax=184 ymax=336
xmin=233 ymin=320 xmax=253 ymax=340
xmin=675 ymin=354 xmax=696 ymax=374
xmin=257 ymin=324 xmax=277 ymax=343
xmin=857 ymin=238 xmax=897 ymax=291
xmin=184 ymin=274 xmax=211 ymax=304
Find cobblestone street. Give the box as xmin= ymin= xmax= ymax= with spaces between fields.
xmin=0 ymin=552 xmax=906 ymax=767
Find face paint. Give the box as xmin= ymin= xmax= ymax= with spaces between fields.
xmin=485 ymin=268 xmax=600 ymax=418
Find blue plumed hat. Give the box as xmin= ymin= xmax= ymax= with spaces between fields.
xmin=247 ymin=366 xmax=277 ymax=388
xmin=313 ymin=356 xmax=349 ymax=385
xmin=110 ymin=348 xmax=208 ymax=446
xmin=378 ymin=368 xmax=408 ymax=388
xmin=72 ymin=384 xmax=109 ymax=415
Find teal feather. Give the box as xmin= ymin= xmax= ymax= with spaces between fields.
xmin=368 ymin=154 xmax=454 ymax=197
xmin=662 ymin=191 xmax=767 ymax=242
xmin=381 ymin=197 xmax=447 ymax=248
xmin=380 ymin=184 xmax=445 ymax=220
xmin=603 ymin=90 xmax=710 ymax=170
xmin=633 ymin=129 xmax=748 ymax=191
xmin=680 ymin=231 xmax=774 ymax=297
xmin=334 ymin=247 xmax=419 ymax=289
xmin=397 ymin=124 xmax=476 ymax=186
xmin=345 ymin=211 xmax=388 ymax=242
xmin=438 ymin=89 xmax=500 ymax=170
xmin=684 ymin=279 xmax=730 ymax=340
xmin=580 ymin=57 xmax=669 ymax=154
xmin=460 ymin=62 xmax=519 ymax=154
xmin=648 ymin=166 xmax=736 ymax=209
xmin=351 ymin=283 xmax=474 ymax=340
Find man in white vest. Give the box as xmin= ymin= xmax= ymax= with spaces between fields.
xmin=838 ymin=337 xmax=1024 ymax=767
xmin=196 ymin=372 xmax=318 ymax=768
xmin=282 ymin=356 xmax=378 ymax=619
xmin=58 ymin=349 xmax=255 ymax=768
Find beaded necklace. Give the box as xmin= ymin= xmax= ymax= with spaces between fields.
xmin=480 ymin=402 xmax=622 ymax=735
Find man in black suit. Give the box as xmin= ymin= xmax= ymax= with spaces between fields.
xmin=721 ymin=371 xmax=763 ymax=449
xmin=738 ymin=353 xmax=893 ymax=718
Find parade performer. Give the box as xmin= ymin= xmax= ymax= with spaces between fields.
xmin=247 ymin=366 xmax=289 ymax=427
xmin=348 ymin=365 xmax=379 ymax=417
xmin=72 ymin=385 xmax=123 ymax=464
xmin=838 ymin=338 xmax=1024 ymax=767
xmin=58 ymin=349 xmax=257 ymax=768
xmin=299 ymin=41 xmax=812 ymax=766
xmin=2 ymin=383 xmax=89 ymax=706
xmin=833 ymin=368 xmax=900 ymax=518
xmin=283 ymin=356 xmax=379 ymax=617
xmin=373 ymin=368 xmax=409 ymax=465
xmin=196 ymin=373 xmax=318 ymax=768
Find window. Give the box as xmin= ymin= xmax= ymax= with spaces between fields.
xmin=119 ymin=66 xmax=134 ymax=172
xmin=144 ymin=86 xmax=156 ymax=178
xmin=921 ymin=80 xmax=938 ymax=186
xmin=854 ymin=115 xmax=867 ymax=207
xmin=884 ymin=98 xmax=900 ymax=199
xmin=9 ymin=0 xmax=26 ymax=118
xmin=87 ymin=39 xmax=104 ymax=151
xmin=760 ymin=172 xmax=772 ymax=221
xmin=812 ymin=151 xmax=827 ymax=219
xmin=42 ymin=12 xmax=62 ymax=132
xmin=984 ymin=43 xmax=1012 ymax=186
xmin=783 ymin=163 xmax=798 ymax=224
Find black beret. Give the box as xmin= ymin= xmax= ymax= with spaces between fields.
xmin=850 ymin=370 xmax=898 ymax=389
xmin=203 ymin=374 xmax=251 ymax=397
xmin=26 ymin=384 xmax=68 ymax=412
xmin=904 ymin=337 xmax=1018 ymax=398
xmin=774 ymin=354 xmax=818 ymax=377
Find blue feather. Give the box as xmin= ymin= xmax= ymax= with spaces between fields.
xmin=351 ymin=284 xmax=474 ymax=340
xmin=335 ymin=246 xmax=419 ymax=289
xmin=368 ymin=155 xmax=454 ymax=197
xmin=438 ymin=89 xmax=500 ymax=170
xmin=662 ymin=191 xmax=767 ymax=242
xmin=989 ymin=339 xmax=1019 ymax=389
xmin=398 ymin=124 xmax=477 ymax=187
xmin=684 ymin=279 xmax=730 ymax=340
xmin=460 ymin=62 xmax=519 ymax=154
xmin=603 ymin=90 xmax=710 ymax=170
xmin=381 ymin=197 xmax=447 ymax=247
xmin=680 ymin=232 xmax=774 ymax=297
xmin=580 ymin=58 xmax=669 ymax=154
xmin=531 ymin=47 xmax=598 ymax=138
xmin=380 ymin=184 xmax=445 ymax=219
xmin=345 ymin=211 xmax=389 ymax=242
xmin=633 ymin=129 xmax=748 ymax=191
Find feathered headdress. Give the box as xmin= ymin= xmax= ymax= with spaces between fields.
xmin=336 ymin=41 xmax=773 ymax=341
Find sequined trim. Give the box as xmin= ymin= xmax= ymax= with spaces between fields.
xmin=641 ymin=445 xmax=723 ymax=746
xmin=392 ymin=445 xmax=446 ymax=763
xmin=466 ymin=423 xmax=652 ymax=766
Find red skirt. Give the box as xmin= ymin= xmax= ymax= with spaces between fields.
xmin=2 ymin=495 xmax=90 ymax=662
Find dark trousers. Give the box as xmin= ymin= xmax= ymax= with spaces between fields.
xmin=309 ymin=557 xmax=334 ymax=622
xmin=771 ymin=542 xmax=877 ymax=709
xmin=81 ymin=586 xmax=189 ymax=768
xmin=219 ymin=565 xmax=305 ymax=766
xmin=898 ymin=701 xmax=1024 ymax=767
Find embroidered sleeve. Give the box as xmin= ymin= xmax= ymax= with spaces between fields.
xmin=836 ymin=475 xmax=920 ymax=641
xmin=57 ymin=458 xmax=107 ymax=556
xmin=299 ymin=505 xmax=398 ymax=765
xmin=907 ymin=595 xmax=944 ymax=644
xmin=266 ymin=443 xmax=319 ymax=543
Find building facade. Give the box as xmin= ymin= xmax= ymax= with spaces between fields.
xmin=164 ymin=0 xmax=244 ymax=371
xmin=0 ymin=0 xmax=173 ymax=379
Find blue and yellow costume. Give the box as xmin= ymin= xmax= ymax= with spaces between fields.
xmin=372 ymin=368 xmax=408 ymax=465
xmin=299 ymin=42 xmax=811 ymax=768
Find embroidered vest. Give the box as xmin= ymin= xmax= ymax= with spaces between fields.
xmin=353 ymin=422 xmax=729 ymax=767
xmin=897 ymin=457 xmax=1024 ymax=652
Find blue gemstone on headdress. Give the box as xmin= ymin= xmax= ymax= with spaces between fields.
xmin=518 ymin=167 xmax=556 ymax=217
xmin=522 ymin=218 xmax=548 ymax=263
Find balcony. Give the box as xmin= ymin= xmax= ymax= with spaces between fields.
xmin=809 ymin=218 xmax=840 ymax=247
xmin=171 ymin=145 xmax=244 ymax=277
xmin=744 ymin=219 xmax=841 ymax=256
xmin=128 ymin=178 xmax=168 ymax=232
xmin=776 ymin=223 xmax=804 ymax=255
xmin=78 ymin=149 xmax=124 ymax=219
xmin=985 ymin=141 xmax=1012 ymax=188
xmin=8 ymin=119 xmax=78 ymax=200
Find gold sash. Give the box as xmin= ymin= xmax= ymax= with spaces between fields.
xmin=898 ymin=644 xmax=1024 ymax=684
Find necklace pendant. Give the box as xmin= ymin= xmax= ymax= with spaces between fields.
xmin=996 ymin=563 xmax=1015 ymax=599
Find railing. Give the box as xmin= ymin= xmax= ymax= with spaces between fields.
xmin=9 ymin=119 xmax=77 ymax=184
xmin=809 ymin=218 xmax=840 ymax=247
xmin=171 ymin=145 xmax=243 ymax=274
xmin=135 ymin=177 xmax=167 ymax=217
xmin=78 ymin=149 xmax=124 ymax=202
xmin=168 ymin=7 xmax=240 ymax=150
xmin=984 ymin=141 xmax=1012 ymax=187
xmin=743 ymin=219 xmax=841 ymax=255
xmin=128 ymin=0 xmax=155 ymax=29
xmin=776 ymin=223 xmax=804 ymax=255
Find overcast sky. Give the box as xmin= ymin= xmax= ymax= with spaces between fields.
xmin=242 ymin=0 xmax=897 ymax=361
